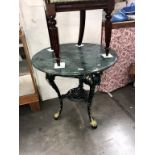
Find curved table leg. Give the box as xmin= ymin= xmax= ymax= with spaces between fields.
xmin=46 ymin=74 xmax=63 ymax=120
xmin=77 ymin=10 xmax=86 ymax=46
xmin=83 ymin=73 xmax=101 ymax=129
xmin=88 ymin=84 xmax=97 ymax=129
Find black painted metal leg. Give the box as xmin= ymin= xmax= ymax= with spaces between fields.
xmin=78 ymin=10 xmax=86 ymax=46
xmin=87 ymin=84 xmax=97 ymax=128
xmin=83 ymin=73 xmax=101 ymax=128
xmin=46 ymin=74 xmax=63 ymax=120
xmin=79 ymin=77 xmax=83 ymax=89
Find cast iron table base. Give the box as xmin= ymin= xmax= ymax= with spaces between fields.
xmin=32 ymin=43 xmax=117 ymax=129
xmin=46 ymin=73 xmax=101 ymax=128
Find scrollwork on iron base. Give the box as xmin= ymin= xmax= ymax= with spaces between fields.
xmin=83 ymin=72 xmax=101 ymax=86
xmin=63 ymin=86 xmax=88 ymax=102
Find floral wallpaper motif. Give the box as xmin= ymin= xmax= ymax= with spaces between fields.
xmin=98 ymin=27 xmax=135 ymax=92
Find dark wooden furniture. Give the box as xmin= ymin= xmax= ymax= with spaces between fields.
xmin=107 ymin=20 xmax=135 ymax=29
xmin=44 ymin=0 xmax=115 ymax=65
xmin=101 ymin=20 xmax=135 ymax=44
xmin=19 ymin=29 xmax=40 ymax=112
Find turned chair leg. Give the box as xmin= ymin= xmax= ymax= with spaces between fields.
xmin=104 ymin=9 xmax=112 ymax=56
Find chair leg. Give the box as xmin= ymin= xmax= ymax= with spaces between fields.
xmin=46 ymin=4 xmax=60 ymax=65
xmin=77 ymin=10 xmax=86 ymax=46
xmin=104 ymin=9 xmax=112 ymax=56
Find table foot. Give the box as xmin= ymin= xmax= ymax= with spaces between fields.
xmin=90 ymin=117 xmax=97 ymax=129
xmin=54 ymin=111 xmax=61 ymax=120
xmin=87 ymin=84 xmax=97 ymax=129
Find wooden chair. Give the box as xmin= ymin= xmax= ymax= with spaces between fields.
xmin=44 ymin=0 xmax=115 ymax=65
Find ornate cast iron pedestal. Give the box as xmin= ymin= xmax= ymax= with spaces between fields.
xmin=46 ymin=73 xmax=101 ymax=129
xmin=32 ymin=43 xmax=117 ymax=129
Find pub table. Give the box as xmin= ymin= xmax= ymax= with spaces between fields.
xmin=32 ymin=43 xmax=117 ymax=128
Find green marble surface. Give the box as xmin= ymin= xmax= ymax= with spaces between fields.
xmin=32 ymin=43 xmax=117 ymax=76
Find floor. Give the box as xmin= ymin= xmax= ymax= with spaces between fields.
xmin=19 ymin=84 xmax=135 ymax=155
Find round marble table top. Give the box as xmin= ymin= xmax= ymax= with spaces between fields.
xmin=32 ymin=43 xmax=117 ymax=77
